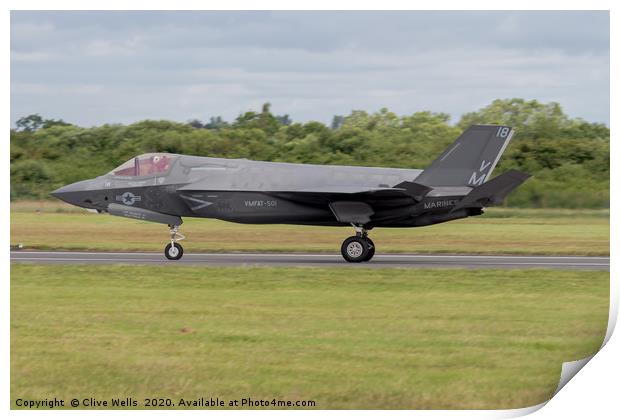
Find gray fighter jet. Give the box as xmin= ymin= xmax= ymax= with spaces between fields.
xmin=51 ymin=124 xmax=530 ymax=262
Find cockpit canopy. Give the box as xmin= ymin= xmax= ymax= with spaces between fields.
xmin=109 ymin=153 xmax=177 ymax=177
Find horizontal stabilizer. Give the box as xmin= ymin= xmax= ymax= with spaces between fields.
xmin=451 ymin=170 xmax=531 ymax=212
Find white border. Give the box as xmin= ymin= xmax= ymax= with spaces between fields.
xmin=4 ymin=1 xmax=616 ymax=420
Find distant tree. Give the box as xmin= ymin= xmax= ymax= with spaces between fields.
xmin=341 ymin=110 xmax=371 ymax=129
xmin=275 ymin=114 xmax=292 ymax=126
xmin=204 ymin=116 xmax=228 ymax=130
xmin=16 ymin=114 xmax=44 ymax=132
xmin=234 ymin=102 xmax=280 ymax=135
xmin=16 ymin=114 xmax=71 ymax=132
xmin=42 ymin=118 xmax=71 ymax=129
xmin=341 ymin=108 xmax=399 ymax=130
xmin=371 ymin=107 xmax=400 ymax=129
xmin=562 ymin=119 xmax=609 ymax=140
xmin=188 ymin=119 xmax=204 ymax=129
xmin=457 ymin=98 xmax=582 ymax=140
xmin=330 ymin=115 xmax=345 ymax=130
xmin=234 ymin=111 xmax=259 ymax=126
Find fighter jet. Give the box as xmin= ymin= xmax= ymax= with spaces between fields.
xmin=51 ymin=124 xmax=530 ymax=262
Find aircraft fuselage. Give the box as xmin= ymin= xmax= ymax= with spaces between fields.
xmin=53 ymin=156 xmax=473 ymax=228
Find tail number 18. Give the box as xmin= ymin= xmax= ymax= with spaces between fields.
xmin=496 ymin=127 xmax=510 ymax=138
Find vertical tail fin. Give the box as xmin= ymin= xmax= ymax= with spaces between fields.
xmin=414 ymin=125 xmax=514 ymax=187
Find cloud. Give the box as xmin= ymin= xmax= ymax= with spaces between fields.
xmin=10 ymin=11 xmax=610 ymax=126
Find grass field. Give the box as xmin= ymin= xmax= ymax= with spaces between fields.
xmin=11 ymin=264 xmax=608 ymax=409
xmin=10 ymin=201 xmax=610 ymax=255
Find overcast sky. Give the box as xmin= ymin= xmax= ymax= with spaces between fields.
xmin=10 ymin=11 xmax=610 ymax=127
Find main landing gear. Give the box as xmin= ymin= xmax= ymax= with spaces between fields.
xmin=164 ymin=224 xmax=185 ymax=260
xmin=341 ymin=225 xmax=375 ymax=263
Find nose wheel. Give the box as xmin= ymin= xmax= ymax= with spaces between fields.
xmin=165 ymin=243 xmax=184 ymax=260
xmin=341 ymin=225 xmax=375 ymax=263
xmin=165 ymin=225 xmax=185 ymax=260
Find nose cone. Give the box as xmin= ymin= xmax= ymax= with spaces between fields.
xmin=51 ymin=180 xmax=94 ymax=208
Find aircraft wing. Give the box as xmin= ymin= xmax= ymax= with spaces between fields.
xmin=282 ymin=182 xmax=433 ymax=197
xmin=280 ymin=186 xmax=409 ymax=195
xmin=267 ymin=186 xmax=420 ymax=207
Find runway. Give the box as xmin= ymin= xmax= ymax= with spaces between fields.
xmin=10 ymin=251 xmax=610 ymax=270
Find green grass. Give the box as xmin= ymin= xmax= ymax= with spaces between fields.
xmin=10 ymin=201 xmax=609 ymax=255
xmin=11 ymin=265 xmax=608 ymax=409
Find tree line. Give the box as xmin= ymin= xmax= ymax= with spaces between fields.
xmin=10 ymin=99 xmax=609 ymax=208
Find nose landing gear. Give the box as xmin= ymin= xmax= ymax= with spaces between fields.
xmin=164 ymin=224 xmax=185 ymax=260
xmin=341 ymin=225 xmax=375 ymax=263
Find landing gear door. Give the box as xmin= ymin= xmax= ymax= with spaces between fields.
xmin=329 ymin=201 xmax=375 ymax=225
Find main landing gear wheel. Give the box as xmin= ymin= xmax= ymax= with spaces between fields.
xmin=341 ymin=224 xmax=376 ymax=263
xmin=364 ymin=238 xmax=375 ymax=262
xmin=341 ymin=236 xmax=370 ymax=263
xmin=165 ymin=224 xmax=185 ymax=260
xmin=164 ymin=243 xmax=184 ymax=260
